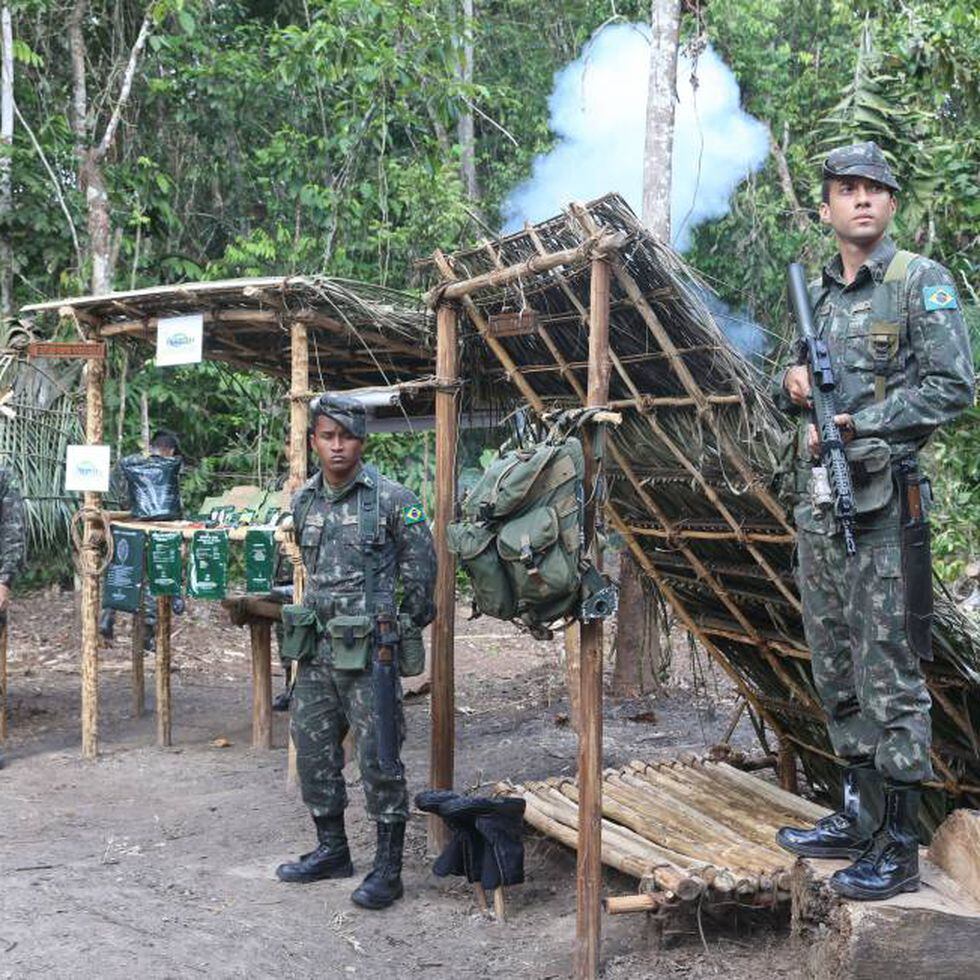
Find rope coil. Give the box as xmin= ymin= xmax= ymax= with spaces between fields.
xmin=69 ymin=506 xmax=114 ymax=576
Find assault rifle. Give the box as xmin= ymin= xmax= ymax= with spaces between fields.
xmin=787 ymin=262 xmax=857 ymax=556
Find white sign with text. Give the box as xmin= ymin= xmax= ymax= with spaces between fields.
xmin=65 ymin=444 xmax=111 ymax=493
xmin=156 ymin=314 xmax=204 ymax=366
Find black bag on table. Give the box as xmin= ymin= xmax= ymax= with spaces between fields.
xmin=120 ymin=454 xmax=183 ymax=521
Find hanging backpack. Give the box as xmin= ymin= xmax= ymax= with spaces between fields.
xmin=448 ymin=414 xmax=616 ymax=633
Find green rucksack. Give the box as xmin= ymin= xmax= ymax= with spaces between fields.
xmin=448 ymin=418 xmax=616 ymax=634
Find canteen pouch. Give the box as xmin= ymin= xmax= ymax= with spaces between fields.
xmin=326 ymin=614 xmax=374 ymax=671
xmin=846 ymin=438 xmax=893 ymax=515
xmin=397 ymin=613 xmax=426 ymax=678
xmin=280 ymin=604 xmax=320 ymax=662
xmin=898 ymin=461 xmax=933 ymax=661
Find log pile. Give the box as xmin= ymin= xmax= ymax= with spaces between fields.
xmin=502 ymin=757 xmax=828 ymax=912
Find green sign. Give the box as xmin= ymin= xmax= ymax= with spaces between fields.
xmin=104 ymin=527 xmax=146 ymax=612
xmin=189 ymin=529 xmax=229 ymax=600
xmin=245 ymin=528 xmax=275 ymax=594
xmin=147 ymin=530 xmax=183 ymax=596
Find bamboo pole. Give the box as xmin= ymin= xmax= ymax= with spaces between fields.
xmin=0 ymin=613 xmax=7 ymax=746
xmin=698 ymin=761 xmax=830 ymax=823
xmin=131 ymin=606 xmax=145 ymax=717
xmin=81 ymin=353 xmax=105 ymax=759
xmin=576 ymin=255 xmax=611 ymax=980
xmin=625 ymin=524 xmax=794 ymax=545
xmin=429 ymin=302 xmax=459 ymax=852
xmin=155 ymin=595 xmax=172 ymax=746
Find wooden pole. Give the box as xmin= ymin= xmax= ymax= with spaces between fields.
xmin=251 ymin=620 xmax=273 ymax=749
xmin=429 ymin=302 xmax=458 ymax=853
xmin=131 ymin=605 xmax=145 ymax=717
xmin=0 ymin=613 xmax=7 ymax=746
xmin=155 ymin=595 xmax=172 ymax=746
xmin=287 ymin=319 xmax=308 ymax=784
xmin=575 ymin=256 xmax=611 ymax=980
xmin=80 ymin=353 xmax=105 ymax=759
xmin=778 ymin=738 xmax=799 ymax=795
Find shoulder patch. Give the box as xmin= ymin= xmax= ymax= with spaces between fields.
xmin=923 ymin=284 xmax=958 ymax=311
xmin=402 ymin=504 xmax=426 ymax=526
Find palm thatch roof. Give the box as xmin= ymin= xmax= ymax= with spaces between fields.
xmin=21 ymin=276 xmax=434 ymax=391
xmin=427 ymin=193 xmax=980 ymax=827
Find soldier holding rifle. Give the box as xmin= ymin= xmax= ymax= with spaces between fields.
xmin=275 ymin=394 xmax=436 ymax=910
xmin=774 ymin=143 xmax=974 ymax=899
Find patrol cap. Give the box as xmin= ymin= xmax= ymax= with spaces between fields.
xmin=309 ymin=392 xmax=367 ymax=440
xmin=822 ymin=141 xmax=900 ymax=192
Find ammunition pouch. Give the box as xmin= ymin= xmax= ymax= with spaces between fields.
xmin=846 ymin=438 xmax=893 ymax=515
xmin=897 ymin=459 xmax=933 ymax=661
xmin=280 ymin=604 xmax=321 ymax=662
xmin=325 ymin=614 xmax=374 ymax=671
xmin=397 ymin=613 xmax=426 ymax=678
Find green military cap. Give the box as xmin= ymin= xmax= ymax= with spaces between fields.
xmin=822 ymin=141 xmax=900 ymax=192
xmin=310 ymin=392 xmax=367 ymax=440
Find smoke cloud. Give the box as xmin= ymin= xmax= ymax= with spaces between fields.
xmin=501 ymin=23 xmax=771 ymax=252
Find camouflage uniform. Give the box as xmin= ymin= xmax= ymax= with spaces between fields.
xmin=0 ymin=466 xmax=26 ymax=615
xmin=776 ymin=232 xmax=974 ymax=782
xmin=291 ymin=465 xmax=436 ymax=822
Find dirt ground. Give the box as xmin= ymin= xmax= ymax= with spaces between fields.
xmin=1 ymin=590 xmax=801 ymax=979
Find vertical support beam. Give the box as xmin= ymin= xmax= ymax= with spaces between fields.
xmin=131 ymin=605 xmax=145 ymax=717
xmin=287 ymin=320 xmax=309 ymax=784
xmin=0 ymin=613 xmax=7 ymax=747
xmin=575 ymin=257 xmax=611 ymax=980
xmin=155 ymin=595 xmax=172 ymax=746
xmin=429 ymin=302 xmax=458 ymax=852
xmin=779 ymin=737 xmax=799 ymax=795
xmin=251 ymin=620 xmax=273 ymax=749
xmin=80 ymin=353 xmax=105 ymax=759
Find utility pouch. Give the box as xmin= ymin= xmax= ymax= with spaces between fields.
xmin=326 ymin=614 xmax=374 ymax=671
xmin=846 ymin=438 xmax=893 ymax=515
xmin=898 ymin=461 xmax=933 ymax=661
xmin=280 ymin=604 xmax=321 ymax=662
xmin=396 ymin=613 xmax=426 ymax=678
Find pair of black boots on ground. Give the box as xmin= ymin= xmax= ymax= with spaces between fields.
xmin=776 ymin=759 xmax=921 ymax=900
xmin=276 ymin=815 xmax=405 ymax=910
xmin=415 ymin=790 xmax=526 ymax=890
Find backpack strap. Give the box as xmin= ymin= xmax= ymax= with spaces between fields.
xmin=871 ymin=249 xmax=918 ymax=402
xmin=358 ymin=465 xmax=382 ymax=616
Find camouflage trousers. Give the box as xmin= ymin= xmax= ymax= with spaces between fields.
xmin=291 ymin=658 xmax=408 ymax=822
xmin=796 ymin=519 xmax=933 ymax=782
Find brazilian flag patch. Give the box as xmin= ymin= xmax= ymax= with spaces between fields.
xmin=402 ymin=504 xmax=426 ymax=526
xmin=923 ymin=284 xmax=959 ymax=311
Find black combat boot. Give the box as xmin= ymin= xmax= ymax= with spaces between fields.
xmin=830 ymin=781 xmax=921 ymax=900
xmin=350 ymin=821 xmax=405 ymax=910
xmin=276 ymin=814 xmax=354 ymax=883
xmin=271 ymin=689 xmax=291 ymax=712
xmin=777 ymin=760 xmax=883 ymax=858
xmin=98 ymin=608 xmax=115 ymax=641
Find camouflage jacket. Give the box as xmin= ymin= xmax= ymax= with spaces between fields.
xmin=775 ymin=236 xmax=975 ymax=533
xmin=0 ymin=466 xmax=26 ymax=586
xmin=292 ymin=464 xmax=436 ymax=629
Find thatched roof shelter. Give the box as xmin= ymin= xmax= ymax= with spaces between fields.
xmin=22 ymin=275 xmax=435 ymax=393
xmin=426 ymin=193 xmax=980 ymax=829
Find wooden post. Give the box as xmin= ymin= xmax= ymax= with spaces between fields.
xmin=778 ymin=737 xmax=798 ymax=795
xmin=575 ymin=256 xmax=611 ymax=980
xmin=0 ymin=613 xmax=7 ymax=746
xmin=250 ymin=620 xmax=273 ymax=749
xmin=131 ymin=605 xmax=145 ymax=717
xmin=155 ymin=595 xmax=172 ymax=746
xmin=81 ymin=353 xmax=105 ymax=759
xmin=287 ymin=319 xmax=308 ymax=784
xmin=429 ymin=302 xmax=458 ymax=852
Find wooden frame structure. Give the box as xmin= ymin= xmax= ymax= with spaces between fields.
xmin=20 ymin=276 xmax=437 ymax=757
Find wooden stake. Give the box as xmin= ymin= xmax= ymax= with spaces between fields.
xmin=0 ymin=613 xmax=7 ymax=745
xmin=250 ymin=620 xmax=273 ymax=749
xmin=575 ymin=256 xmax=611 ymax=980
xmin=429 ymin=302 xmax=458 ymax=852
xmin=493 ymin=887 xmax=507 ymax=922
xmin=81 ymin=353 xmax=105 ymax=759
xmin=155 ymin=595 xmax=172 ymax=746
xmin=778 ymin=738 xmax=799 ymax=795
xmin=131 ymin=605 xmax=145 ymax=717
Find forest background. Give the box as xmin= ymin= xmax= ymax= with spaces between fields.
xmin=1 ymin=0 xmax=977 ymax=581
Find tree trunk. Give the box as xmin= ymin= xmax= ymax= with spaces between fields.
xmin=0 ymin=4 xmax=13 ymax=327
xmin=611 ymin=554 xmax=665 ymax=696
xmin=80 ymin=151 xmax=112 ymax=295
xmin=457 ymin=0 xmax=478 ymax=201
xmin=640 ymin=0 xmax=681 ymax=240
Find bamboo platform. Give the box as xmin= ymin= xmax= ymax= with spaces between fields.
xmin=501 ymin=757 xmax=828 ymax=913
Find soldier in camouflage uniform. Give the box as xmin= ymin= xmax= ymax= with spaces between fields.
xmin=774 ymin=143 xmax=975 ymax=900
xmin=0 ymin=465 xmax=27 ymax=769
xmin=276 ymin=394 xmax=436 ymax=911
